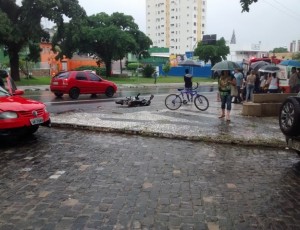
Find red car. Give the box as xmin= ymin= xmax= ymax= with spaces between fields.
xmin=50 ymin=70 xmax=118 ymax=99
xmin=0 ymin=71 xmax=51 ymax=137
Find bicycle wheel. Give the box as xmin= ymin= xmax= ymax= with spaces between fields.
xmin=165 ymin=94 xmax=182 ymax=110
xmin=194 ymin=94 xmax=209 ymax=111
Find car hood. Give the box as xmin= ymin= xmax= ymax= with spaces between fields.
xmin=0 ymin=96 xmax=45 ymax=112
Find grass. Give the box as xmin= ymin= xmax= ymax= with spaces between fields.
xmin=16 ymin=75 xmax=216 ymax=86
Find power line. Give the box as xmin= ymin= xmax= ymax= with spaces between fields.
xmin=271 ymin=0 xmax=300 ymax=18
xmin=263 ymin=0 xmax=300 ymax=21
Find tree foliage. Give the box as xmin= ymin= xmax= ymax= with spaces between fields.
xmin=292 ymin=52 xmax=300 ymax=61
xmin=53 ymin=12 xmax=152 ymax=77
xmin=272 ymin=47 xmax=288 ymax=53
xmin=194 ymin=37 xmax=230 ymax=67
xmin=0 ymin=0 xmax=86 ymax=80
xmin=240 ymin=0 xmax=258 ymax=12
xmin=162 ymin=61 xmax=171 ymax=77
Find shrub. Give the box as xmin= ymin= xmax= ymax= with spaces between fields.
xmin=127 ymin=63 xmax=141 ymax=71
xmin=142 ymin=64 xmax=155 ymax=78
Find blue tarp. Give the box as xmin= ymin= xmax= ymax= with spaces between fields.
xmin=159 ymin=65 xmax=212 ymax=78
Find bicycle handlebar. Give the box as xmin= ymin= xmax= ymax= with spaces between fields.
xmin=192 ymin=82 xmax=199 ymax=90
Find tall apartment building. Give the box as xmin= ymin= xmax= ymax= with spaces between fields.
xmin=146 ymin=0 xmax=207 ymax=55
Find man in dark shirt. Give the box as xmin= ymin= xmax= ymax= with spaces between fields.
xmin=184 ymin=69 xmax=193 ymax=102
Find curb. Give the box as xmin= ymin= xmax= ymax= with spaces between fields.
xmin=51 ymin=122 xmax=287 ymax=149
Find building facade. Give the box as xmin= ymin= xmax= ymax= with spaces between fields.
xmin=146 ymin=0 xmax=206 ymax=55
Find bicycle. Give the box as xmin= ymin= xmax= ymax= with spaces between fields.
xmin=165 ymin=82 xmax=209 ymax=111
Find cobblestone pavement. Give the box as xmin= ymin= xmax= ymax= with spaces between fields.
xmin=0 ymin=128 xmax=300 ymax=230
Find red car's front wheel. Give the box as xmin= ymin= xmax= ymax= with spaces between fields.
xmin=105 ymin=87 xmax=115 ymax=97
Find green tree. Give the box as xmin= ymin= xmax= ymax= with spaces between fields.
xmin=162 ymin=61 xmax=171 ymax=77
xmin=53 ymin=12 xmax=152 ymax=77
xmin=142 ymin=64 xmax=155 ymax=78
xmin=0 ymin=0 xmax=86 ymax=81
xmin=272 ymin=47 xmax=288 ymax=53
xmin=292 ymin=52 xmax=300 ymax=61
xmin=194 ymin=37 xmax=230 ymax=67
xmin=240 ymin=0 xmax=258 ymax=12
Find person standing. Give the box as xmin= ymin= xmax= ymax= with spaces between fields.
xmin=259 ymin=73 xmax=268 ymax=93
xmin=289 ymin=67 xmax=298 ymax=93
xmin=233 ymin=68 xmax=243 ymax=103
xmin=268 ymin=72 xmax=279 ymax=93
xmin=184 ymin=69 xmax=193 ymax=102
xmin=218 ymin=70 xmax=235 ymax=122
xmin=245 ymin=70 xmax=256 ymax=102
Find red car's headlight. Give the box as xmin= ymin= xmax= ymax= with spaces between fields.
xmin=0 ymin=111 xmax=18 ymax=119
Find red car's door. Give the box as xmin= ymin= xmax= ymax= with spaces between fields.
xmin=74 ymin=71 xmax=91 ymax=93
xmin=87 ymin=72 xmax=105 ymax=94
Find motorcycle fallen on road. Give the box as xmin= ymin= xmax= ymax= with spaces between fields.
xmin=115 ymin=93 xmax=154 ymax=107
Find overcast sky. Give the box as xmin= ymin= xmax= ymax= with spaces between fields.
xmin=74 ymin=0 xmax=300 ymax=51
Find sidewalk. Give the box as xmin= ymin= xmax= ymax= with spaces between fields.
xmin=50 ymin=102 xmax=286 ymax=150
xmin=20 ymin=84 xmax=287 ymax=149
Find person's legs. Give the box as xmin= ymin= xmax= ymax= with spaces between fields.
xmin=249 ymin=85 xmax=254 ymax=101
xmin=225 ymin=94 xmax=232 ymax=121
xmin=186 ymin=87 xmax=192 ymax=102
xmin=246 ymin=85 xmax=250 ymax=102
xmin=219 ymin=94 xmax=226 ymax=118
xmin=237 ymin=86 xmax=242 ymax=103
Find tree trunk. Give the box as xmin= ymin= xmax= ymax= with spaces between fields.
xmin=105 ymin=61 xmax=112 ymax=77
xmin=8 ymin=48 xmax=21 ymax=81
xmin=119 ymin=59 xmax=122 ymax=74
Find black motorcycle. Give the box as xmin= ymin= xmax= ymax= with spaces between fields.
xmin=115 ymin=93 xmax=154 ymax=107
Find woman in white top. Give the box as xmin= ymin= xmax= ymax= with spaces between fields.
xmin=267 ymin=73 xmax=279 ymax=93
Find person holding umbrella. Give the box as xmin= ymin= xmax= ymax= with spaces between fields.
xmin=218 ymin=70 xmax=236 ymax=122
xmin=184 ymin=69 xmax=193 ymax=102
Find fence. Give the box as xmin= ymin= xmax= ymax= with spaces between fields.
xmin=159 ymin=65 xmax=212 ymax=78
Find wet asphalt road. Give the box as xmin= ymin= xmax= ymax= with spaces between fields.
xmin=23 ymin=85 xmax=217 ymax=114
xmin=0 ymin=127 xmax=300 ymax=229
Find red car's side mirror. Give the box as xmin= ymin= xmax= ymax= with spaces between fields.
xmin=13 ymin=89 xmax=24 ymax=96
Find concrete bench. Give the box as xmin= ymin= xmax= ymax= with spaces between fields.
xmin=242 ymin=93 xmax=297 ymax=117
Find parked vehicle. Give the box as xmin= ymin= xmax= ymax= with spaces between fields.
xmin=50 ymin=70 xmax=118 ymax=99
xmin=115 ymin=93 xmax=154 ymax=107
xmin=0 ymin=70 xmax=51 ymax=137
xmin=279 ymin=93 xmax=300 ymax=157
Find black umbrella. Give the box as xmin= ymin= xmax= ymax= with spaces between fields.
xmin=258 ymin=65 xmax=280 ymax=73
xmin=250 ymin=61 xmax=269 ymax=72
xmin=211 ymin=60 xmax=241 ymax=71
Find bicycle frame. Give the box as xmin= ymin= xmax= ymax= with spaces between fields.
xmin=178 ymin=82 xmax=199 ymax=103
xmin=165 ymin=82 xmax=209 ymax=111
